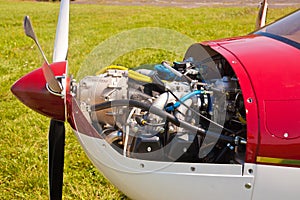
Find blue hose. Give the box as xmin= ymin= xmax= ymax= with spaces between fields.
xmin=165 ymin=90 xmax=204 ymax=112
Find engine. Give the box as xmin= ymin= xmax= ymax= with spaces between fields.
xmin=77 ymin=46 xmax=247 ymax=164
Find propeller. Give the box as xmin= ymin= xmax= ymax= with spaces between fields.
xmin=48 ymin=120 xmax=65 ymax=200
xmin=48 ymin=1 xmax=69 ymax=199
xmin=23 ymin=1 xmax=69 ymax=199
xmin=24 ymin=16 xmax=62 ymax=94
xmin=256 ymin=0 xmax=268 ymax=30
xmin=53 ymin=0 xmax=69 ymax=63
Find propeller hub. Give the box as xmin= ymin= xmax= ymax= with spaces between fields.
xmin=11 ymin=62 xmax=67 ymax=121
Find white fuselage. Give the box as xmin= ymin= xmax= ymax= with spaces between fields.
xmin=73 ymin=130 xmax=300 ymax=200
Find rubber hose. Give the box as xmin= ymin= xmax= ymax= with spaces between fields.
xmin=91 ymin=99 xmax=235 ymax=143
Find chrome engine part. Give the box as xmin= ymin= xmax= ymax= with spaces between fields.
xmin=78 ymin=69 xmax=128 ymax=126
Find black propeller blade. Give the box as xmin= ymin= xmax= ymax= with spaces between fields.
xmin=49 ymin=119 xmax=65 ymax=200
xmin=22 ymin=1 xmax=69 ymax=199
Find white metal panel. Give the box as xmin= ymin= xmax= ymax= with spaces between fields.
xmin=252 ymin=164 xmax=300 ymax=200
xmin=74 ymin=131 xmax=255 ymax=200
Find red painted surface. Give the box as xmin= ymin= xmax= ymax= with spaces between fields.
xmin=11 ymin=62 xmax=67 ymax=121
xmin=208 ymin=34 xmax=300 ymax=165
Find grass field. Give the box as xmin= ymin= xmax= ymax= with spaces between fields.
xmin=0 ymin=0 xmax=296 ymax=199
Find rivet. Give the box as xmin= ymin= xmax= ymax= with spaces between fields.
xmin=147 ymin=146 xmax=152 ymax=152
xmin=232 ymin=60 xmax=237 ymax=64
xmin=283 ymin=132 xmax=289 ymax=138
xmin=247 ymin=98 xmax=253 ymax=103
xmin=245 ymin=183 xmax=252 ymax=189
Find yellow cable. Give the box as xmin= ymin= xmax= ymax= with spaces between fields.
xmin=96 ymin=65 xmax=152 ymax=83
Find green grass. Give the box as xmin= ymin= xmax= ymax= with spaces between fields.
xmin=0 ymin=0 xmax=296 ymax=199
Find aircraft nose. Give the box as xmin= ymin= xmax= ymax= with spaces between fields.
xmin=11 ymin=67 xmax=65 ymax=121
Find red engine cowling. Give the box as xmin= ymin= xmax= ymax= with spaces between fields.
xmin=208 ymin=33 xmax=300 ymax=166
